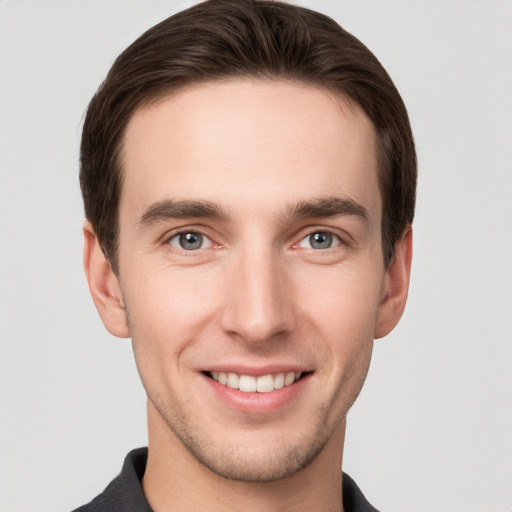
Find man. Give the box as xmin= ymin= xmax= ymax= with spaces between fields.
xmin=74 ymin=0 xmax=415 ymax=510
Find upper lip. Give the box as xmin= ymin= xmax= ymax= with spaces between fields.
xmin=200 ymin=364 xmax=311 ymax=376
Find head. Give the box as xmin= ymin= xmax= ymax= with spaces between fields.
xmin=80 ymin=0 xmax=416 ymax=276
xmin=81 ymin=0 xmax=416 ymax=486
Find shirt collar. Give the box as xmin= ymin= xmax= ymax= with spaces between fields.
xmin=75 ymin=447 xmax=380 ymax=512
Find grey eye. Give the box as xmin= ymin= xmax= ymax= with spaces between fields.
xmin=309 ymin=232 xmax=333 ymax=249
xmin=169 ymin=232 xmax=210 ymax=250
xmin=298 ymin=231 xmax=341 ymax=250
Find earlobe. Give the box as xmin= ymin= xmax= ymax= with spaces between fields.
xmin=375 ymin=227 xmax=413 ymax=339
xmin=83 ymin=221 xmax=130 ymax=338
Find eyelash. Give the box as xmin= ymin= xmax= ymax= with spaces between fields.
xmin=295 ymin=230 xmax=344 ymax=251
xmin=165 ymin=230 xmax=217 ymax=252
xmin=163 ymin=227 xmax=348 ymax=254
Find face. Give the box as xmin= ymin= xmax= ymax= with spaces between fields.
xmin=86 ymin=80 xmax=411 ymax=482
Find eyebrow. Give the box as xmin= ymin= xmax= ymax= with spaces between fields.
xmin=138 ymin=196 xmax=370 ymax=228
xmin=286 ymin=197 xmax=370 ymax=224
xmin=138 ymin=199 xmax=229 ymax=227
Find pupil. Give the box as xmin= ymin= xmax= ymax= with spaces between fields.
xmin=180 ymin=232 xmax=202 ymax=250
xmin=310 ymin=232 xmax=332 ymax=249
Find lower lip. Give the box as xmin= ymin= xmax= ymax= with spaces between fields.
xmin=202 ymin=373 xmax=311 ymax=414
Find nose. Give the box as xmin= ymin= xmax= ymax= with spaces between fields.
xmin=219 ymin=247 xmax=296 ymax=345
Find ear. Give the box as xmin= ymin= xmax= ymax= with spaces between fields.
xmin=83 ymin=221 xmax=130 ymax=338
xmin=375 ymin=227 xmax=413 ymax=339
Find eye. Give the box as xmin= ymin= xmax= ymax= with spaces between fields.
xmin=168 ymin=231 xmax=212 ymax=251
xmin=298 ymin=231 xmax=341 ymax=250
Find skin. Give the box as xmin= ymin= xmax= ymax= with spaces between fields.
xmin=84 ymin=80 xmax=412 ymax=512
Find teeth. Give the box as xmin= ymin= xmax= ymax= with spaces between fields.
xmin=239 ymin=375 xmax=257 ymax=392
xmin=256 ymin=374 xmax=274 ymax=393
xmin=210 ymin=371 xmax=304 ymax=393
xmin=284 ymin=372 xmax=295 ymax=386
xmin=274 ymin=373 xmax=285 ymax=389
xmin=227 ymin=372 xmax=239 ymax=389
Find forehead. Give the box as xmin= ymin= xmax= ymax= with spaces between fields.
xmin=120 ymin=79 xmax=381 ymax=225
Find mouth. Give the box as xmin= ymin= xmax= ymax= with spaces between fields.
xmin=204 ymin=371 xmax=311 ymax=393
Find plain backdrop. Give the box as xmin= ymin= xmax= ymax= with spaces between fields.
xmin=1 ymin=1 xmax=511 ymax=511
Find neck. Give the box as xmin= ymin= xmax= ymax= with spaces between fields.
xmin=142 ymin=401 xmax=346 ymax=512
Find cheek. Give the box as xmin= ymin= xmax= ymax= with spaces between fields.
xmin=122 ymin=266 xmax=221 ymax=360
xmin=123 ymin=267 xmax=223 ymax=405
xmin=297 ymin=264 xmax=383 ymax=359
xmin=304 ymin=261 xmax=382 ymax=314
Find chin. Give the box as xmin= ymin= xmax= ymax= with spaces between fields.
xmin=155 ymin=399 xmax=336 ymax=483
xmin=179 ymin=431 xmax=330 ymax=483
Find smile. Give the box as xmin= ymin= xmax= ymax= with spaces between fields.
xmin=209 ymin=371 xmax=304 ymax=393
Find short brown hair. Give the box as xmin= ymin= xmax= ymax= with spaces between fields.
xmin=80 ymin=0 xmax=416 ymax=274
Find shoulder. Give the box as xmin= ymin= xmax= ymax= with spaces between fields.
xmin=70 ymin=448 xmax=151 ymax=512
xmin=343 ymin=473 xmax=381 ymax=512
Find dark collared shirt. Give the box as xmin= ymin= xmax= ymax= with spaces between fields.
xmin=72 ymin=448 xmax=380 ymax=512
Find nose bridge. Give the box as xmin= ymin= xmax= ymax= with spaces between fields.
xmin=220 ymin=242 xmax=294 ymax=343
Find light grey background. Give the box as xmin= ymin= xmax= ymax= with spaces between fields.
xmin=1 ymin=1 xmax=511 ymax=511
